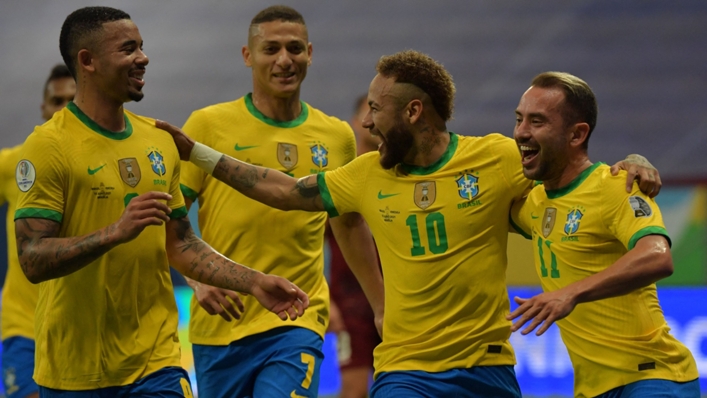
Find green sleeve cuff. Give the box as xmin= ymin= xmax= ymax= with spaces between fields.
xmin=14 ymin=208 xmax=62 ymax=223
xmin=509 ymin=214 xmax=531 ymax=240
xmin=628 ymin=226 xmax=671 ymax=250
xmin=180 ymin=184 xmax=199 ymax=201
xmin=170 ymin=206 xmax=188 ymax=220
xmin=316 ymin=172 xmax=339 ymax=218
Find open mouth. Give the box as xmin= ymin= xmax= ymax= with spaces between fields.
xmin=273 ymin=72 xmax=296 ymax=81
xmin=519 ymin=145 xmax=539 ymax=166
xmin=129 ymin=70 xmax=145 ymax=87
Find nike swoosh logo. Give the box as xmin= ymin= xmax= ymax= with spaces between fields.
xmin=88 ymin=164 xmax=106 ymax=175
xmin=531 ymin=213 xmax=539 ymax=219
xmin=377 ymin=190 xmax=400 ymax=199
xmin=234 ymin=144 xmax=259 ymax=151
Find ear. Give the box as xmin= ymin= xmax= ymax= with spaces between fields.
xmin=569 ymin=122 xmax=590 ymax=148
xmin=405 ymin=99 xmax=424 ymax=124
xmin=77 ymin=49 xmax=95 ymax=75
xmin=242 ymin=45 xmax=252 ymax=67
xmin=307 ymin=42 xmax=313 ymax=66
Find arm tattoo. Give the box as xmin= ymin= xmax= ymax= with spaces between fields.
xmin=214 ymin=156 xmax=260 ymax=189
xmin=294 ymin=176 xmax=321 ymax=198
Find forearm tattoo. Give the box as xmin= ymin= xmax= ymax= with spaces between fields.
xmin=16 ymin=218 xmax=118 ymax=283
xmin=294 ymin=176 xmax=320 ymax=198
xmin=213 ymin=155 xmax=259 ymax=189
xmin=171 ymin=217 xmax=255 ymax=292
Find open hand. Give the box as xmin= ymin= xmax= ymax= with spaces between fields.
xmin=155 ymin=120 xmax=195 ymax=161
xmin=610 ymin=154 xmax=661 ymax=198
xmin=506 ymin=290 xmax=576 ymax=336
xmin=193 ymin=282 xmax=245 ymax=322
xmin=251 ymin=273 xmax=309 ymax=321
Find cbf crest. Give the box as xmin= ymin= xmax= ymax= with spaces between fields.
xmin=118 ymin=158 xmax=141 ymax=187
xmin=146 ymin=147 xmax=166 ymax=176
xmin=310 ymin=143 xmax=329 ymax=169
xmin=277 ymin=143 xmax=298 ymax=170
xmin=456 ymin=173 xmax=479 ymax=200
xmin=414 ymin=181 xmax=436 ymax=210
xmin=542 ymin=207 xmax=557 ymax=238
xmin=564 ymin=206 xmax=585 ymax=235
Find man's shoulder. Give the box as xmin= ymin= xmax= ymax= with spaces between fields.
xmin=304 ymin=103 xmax=351 ymax=132
xmin=192 ymin=98 xmax=242 ymax=117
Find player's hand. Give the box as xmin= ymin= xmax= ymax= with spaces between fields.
xmin=155 ymin=120 xmax=195 ymax=161
xmin=250 ymin=273 xmax=309 ymax=321
xmin=610 ymin=154 xmax=661 ymax=198
xmin=327 ymin=300 xmax=345 ymax=333
xmin=113 ymin=191 xmax=172 ymax=243
xmin=506 ymin=291 xmax=577 ymax=336
xmin=193 ymin=281 xmax=245 ymax=322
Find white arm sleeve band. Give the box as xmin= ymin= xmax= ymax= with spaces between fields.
xmin=189 ymin=142 xmax=223 ymax=175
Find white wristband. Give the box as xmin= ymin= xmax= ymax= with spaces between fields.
xmin=189 ymin=142 xmax=223 ymax=175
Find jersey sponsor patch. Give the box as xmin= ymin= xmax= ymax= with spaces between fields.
xmin=629 ymin=196 xmax=652 ymax=217
xmin=542 ymin=207 xmax=557 ymax=238
xmin=15 ymin=159 xmax=36 ymax=192
xmin=119 ymin=158 xmax=141 ymax=187
xmin=278 ymin=143 xmax=298 ymax=170
xmin=414 ymin=181 xmax=436 ymax=209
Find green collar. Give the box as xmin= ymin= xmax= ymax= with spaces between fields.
xmin=245 ymin=93 xmax=308 ymax=128
xmin=401 ymin=132 xmax=458 ymax=176
xmin=545 ymin=162 xmax=604 ymax=198
xmin=67 ymin=102 xmax=132 ymax=140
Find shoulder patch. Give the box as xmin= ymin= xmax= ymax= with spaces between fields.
xmin=629 ymin=196 xmax=652 ymax=218
xmin=16 ymin=159 xmax=36 ymax=192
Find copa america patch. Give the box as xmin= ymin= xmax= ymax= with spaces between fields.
xmin=16 ymin=159 xmax=36 ymax=192
xmin=629 ymin=196 xmax=652 ymax=218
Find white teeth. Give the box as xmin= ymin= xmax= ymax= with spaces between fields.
xmin=519 ymin=145 xmax=537 ymax=151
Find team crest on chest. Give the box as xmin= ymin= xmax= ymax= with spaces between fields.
xmin=414 ymin=181 xmax=436 ymax=210
xmin=147 ymin=147 xmax=166 ymax=176
xmin=118 ymin=158 xmax=141 ymax=187
xmin=564 ymin=206 xmax=585 ymax=235
xmin=277 ymin=143 xmax=298 ymax=170
xmin=542 ymin=207 xmax=557 ymax=238
xmin=456 ymin=173 xmax=479 ymax=200
xmin=310 ymin=143 xmax=329 ymax=169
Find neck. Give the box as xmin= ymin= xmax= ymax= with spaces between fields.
xmin=250 ymin=88 xmax=302 ymax=122
xmin=73 ymin=85 xmax=126 ymax=132
xmin=543 ymin=153 xmax=592 ymax=190
xmin=405 ymin=128 xmax=450 ymax=167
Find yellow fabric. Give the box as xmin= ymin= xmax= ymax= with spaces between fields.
xmin=181 ymin=95 xmax=355 ymax=344
xmin=319 ymin=133 xmax=533 ymax=376
xmin=15 ymin=104 xmax=186 ymax=390
xmin=511 ymin=163 xmax=698 ymax=397
xmin=0 ymin=144 xmax=39 ymax=340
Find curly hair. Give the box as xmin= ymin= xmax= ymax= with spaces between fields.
xmin=59 ymin=6 xmax=131 ymax=79
xmin=376 ymin=50 xmax=455 ymax=122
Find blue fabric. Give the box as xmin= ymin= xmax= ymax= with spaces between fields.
xmin=193 ymin=326 xmax=324 ymax=398
xmin=596 ymin=378 xmax=701 ymax=398
xmin=370 ymin=365 xmax=521 ymax=398
xmin=2 ymin=336 xmax=38 ymax=398
xmin=38 ymin=366 xmax=192 ymax=397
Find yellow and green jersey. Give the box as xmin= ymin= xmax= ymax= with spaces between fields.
xmin=180 ymin=94 xmax=356 ymax=344
xmin=15 ymin=102 xmax=187 ymax=390
xmin=0 ymin=144 xmax=39 ymax=341
xmin=511 ymin=163 xmax=698 ymax=397
xmin=318 ymin=133 xmax=533 ymax=377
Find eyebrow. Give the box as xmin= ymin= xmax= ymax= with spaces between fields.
xmin=120 ymin=39 xmax=140 ymax=48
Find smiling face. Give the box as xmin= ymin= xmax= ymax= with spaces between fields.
xmin=514 ymin=85 xmax=573 ymax=182
xmin=89 ymin=19 xmax=148 ymax=103
xmin=363 ymin=74 xmax=414 ymax=169
xmin=244 ymin=20 xmax=312 ymax=99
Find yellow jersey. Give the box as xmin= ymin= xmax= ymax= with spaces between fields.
xmin=15 ymin=102 xmax=187 ymax=390
xmin=511 ymin=163 xmax=698 ymax=397
xmin=180 ymin=94 xmax=356 ymax=344
xmin=0 ymin=144 xmax=39 ymax=341
xmin=318 ymin=133 xmax=533 ymax=377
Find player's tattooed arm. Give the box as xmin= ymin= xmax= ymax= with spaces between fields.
xmin=15 ymin=218 xmax=121 ymax=283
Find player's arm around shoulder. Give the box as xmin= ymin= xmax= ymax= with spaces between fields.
xmin=155 ymin=119 xmax=325 ymax=212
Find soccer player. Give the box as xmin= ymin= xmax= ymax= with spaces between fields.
xmin=158 ymin=50 xmax=661 ymax=397
xmin=508 ymin=72 xmax=700 ymax=398
xmin=326 ymin=94 xmax=381 ymax=398
xmin=0 ymin=64 xmax=75 ymax=398
xmin=178 ymin=6 xmax=383 ymax=398
xmin=14 ymin=6 xmax=308 ymax=397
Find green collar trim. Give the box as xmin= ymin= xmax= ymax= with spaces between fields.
xmin=245 ymin=93 xmax=308 ymax=128
xmin=546 ymin=162 xmax=604 ymax=199
xmin=67 ymin=102 xmax=132 ymax=140
xmin=401 ymin=132 xmax=458 ymax=176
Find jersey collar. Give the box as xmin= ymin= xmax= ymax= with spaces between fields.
xmin=545 ymin=162 xmax=604 ymax=199
xmin=401 ymin=132 xmax=458 ymax=176
xmin=67 ymin=102 xmax=133 ymax=140
xmin=244 ymin=93 xmax=308 ymax=128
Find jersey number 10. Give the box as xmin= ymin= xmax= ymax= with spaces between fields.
xmin=405 ymin=212 xmax=448 ymax=256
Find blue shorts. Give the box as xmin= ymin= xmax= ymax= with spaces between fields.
xmin=38 ymin=366 xmax=193 ymax=397
xmin=193 ymin=326 xmax=324 ymax=398
xmin=370 ymin=365 xmax=521 ymax=398
xmin=2 ymin=336 xmax=38 ymax=398
xmin=596 ymin=378 xmax=701 ymax=398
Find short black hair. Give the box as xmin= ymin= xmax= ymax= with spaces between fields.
xmin=250 ymin=5 xmax=305 ymax=26
xmin=43 ymin=64 xmax=73 ymax=97
xmin=59 ymin=6 xmax=131 ymax=79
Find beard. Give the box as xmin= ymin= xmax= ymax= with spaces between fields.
xmin=128 ymin=89 xmax=144 ymax=102
xmin=379 ymin=120 xmax=414 ymax=170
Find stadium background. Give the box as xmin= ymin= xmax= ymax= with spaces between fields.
xmin=0 ymin=1 xmax=705 ymax=396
